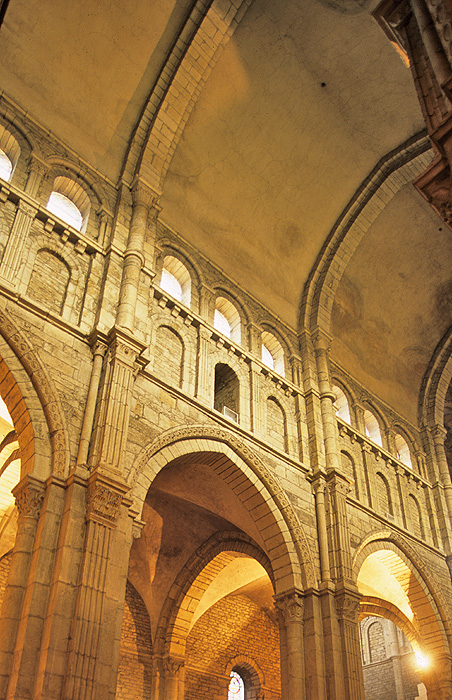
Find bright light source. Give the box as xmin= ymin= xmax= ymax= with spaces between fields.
xmin=415 ymin=650 xmax=429 ymax=670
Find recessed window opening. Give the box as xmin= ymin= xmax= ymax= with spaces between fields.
xmin=261 ymin=331 xmax=285 ymax=376
xmin=0 ymin=125 xmax=20 ymax=182
xmin=228 ymin=671 xmax=244 ymax=700
xmin=395 ymin=433 xmax=412 ymax=468
xmin=262 ymin=344 xmax=274 ymax=369
xmin=161 ymin=269 xmax=182 ymax=301
xmin=214 ymin=363 xmax=239 ymax=422
xmin=0 ymin=149 xmax=12 ymax=181
xmin=160 ymin=255 xmax=191 ymax=305
xmin=46 ymin=176 xmax=90 ymax=232
xmin=364 ymin=409 xmax=382 ymax=447
xmin=47 ymin=192 xmax=83 ymax=230
xmin=332 ymin=385 xmax=351 ymax=424
xmin=214 ymin=297 xmax=241 ymax=343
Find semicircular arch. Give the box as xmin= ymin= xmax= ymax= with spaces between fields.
xmin=128 ymin=425 xmax=316 ymax=591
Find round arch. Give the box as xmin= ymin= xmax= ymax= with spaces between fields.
xmin=0 ymin=306 xmax=69 ymax=478
xmin=155 ymin=530 xmax=274 ymax=659
xmin=353 ymin=531 xmax=452 ymax=675
xmin=128 ymin=425 xmax=316 ymax=591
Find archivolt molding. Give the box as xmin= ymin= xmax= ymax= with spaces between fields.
xmin=122 ymin=0 xmax=253 ymax=193
xmin=353 ymin=530 xmax=452 ymax=648
xmin=0 ymin=304 xmax=70 ymax=477
xmin=128 ymin=424 xmax=316 ymax=589
xmin=299 ymin=132 xmax=432 ymax=336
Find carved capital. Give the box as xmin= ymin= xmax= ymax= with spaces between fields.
xmin=86 ymin=466 xmax=129 ymax=528
xmin=28 ymin=154 xmax=49 ymax=178
xmin=13 ymin=476 xmax=45 ymax=519
xmin=107 ymin=326 xmax=147 ymax=369
xmin=131 ymin=177 xmax=160 ymax=209
xmin=163 ymin=655 xmax=184 ymax=677
xmin=335 ymin=588 xmax=361 ymax=623
xmin=274 ymin=590 xmax=304 ymax=624
xmin=17 ymin=200 xmax=38 ymax=218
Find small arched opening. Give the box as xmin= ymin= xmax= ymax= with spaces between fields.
xmin=160 ymin=255 xmax=191 ymax=306
xmin=214 ymin=363 xmax=240 ymax=423
xmin=214 ymin=297 xmax=241 ymax=344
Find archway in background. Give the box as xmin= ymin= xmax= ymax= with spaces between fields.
xmin=354 ymin=535 xmax=452 ymax=696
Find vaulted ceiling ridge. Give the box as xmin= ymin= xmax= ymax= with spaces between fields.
xmin=299 ymin=130 xmax=432 ymax=337
xmin=121 ymin=0 xmax=253 ymax=196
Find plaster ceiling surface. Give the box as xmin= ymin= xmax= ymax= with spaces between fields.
xmin=161 ymin=0 xmax=425 ymax=327
xmin=331 ymin=184 xmax=452 ymax=423
xmin=0 ymin=0 xmax=193 ymax=180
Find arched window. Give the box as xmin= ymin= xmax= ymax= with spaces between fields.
xmin=332 ymin=384 xmax=351 ymax=424
xmin=0 ymin=149 xmax=12 ymax=181
xmin=364 ymin=409 xmax=382 ymax=447
xmin=395 ymin=433 xmax=412 ymax=468
xmin=0 ymin=125 xmax=20 ymax=182
xmin=214 ymin=297 xmax=241 ymax=344
xmin=228 ymin=671 xmax=245 ymax=700
xmin=261 ymin=331 xmax=285 ymax=376
xmin=160 ymin=255 xmax=191 ymax=306
xmin=46 ymin=176 xmax=90 ymax=232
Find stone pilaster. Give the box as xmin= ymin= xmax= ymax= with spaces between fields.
xmin=0 ymin=476 xmax=45 ymax=699
xmin=62 ymin=466 xmax=132 ymax=700
xmin=0 ymin=200 xmax=38 ymax=285
xmin=325 ymin=472 xmax=353 ymax=581
xmin=195 ymin=325 xmax=213 ymax=406
xmin=25 ymin=154 xmax=48 ymax=198
xmin=5 ymin=475 xmax=65 ymax=700
xmin=275 ymin=590 xmax=305 ymax=700
xmin=250 ymin=360 xmax=265 ymax=437
xmin=88 ymin=327 xmax=146 ymax=473
xmin=335 ymin=586 xmax=364 ymax=700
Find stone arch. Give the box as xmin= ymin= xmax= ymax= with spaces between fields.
xmin=0 ymin=306 xmax=69 ymax=477
xmin=299 ymin=133 xmax=432 ymax=336
xmin=353 ymin=531 xmax=452 ymax=662
xmin=331 ymin=376 xmax=356 ymax=425
xmin=225 ymin=655 xmax=265 ymax=700
xmin=419 ymin=322 xmax=452 ymax=430
xmin=121 ymin=0 xmax=252 ymax=191
xmin=128 ymin=425 xmax=316 ymax=591
xmin=359 ymin=597 xmax=420 ymax=647
xmin=39 ymin=157 xmax=109 ymax=239
xmin=213 ymin=286 xmax=251 ymax=347
xmin=156 ymin=530 xmax=274 ymax=659
xmin=0 ymin=113 xmax=34 ymax=189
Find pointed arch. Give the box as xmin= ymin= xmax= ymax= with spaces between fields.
xmin=353 ymin=531 xmax=452 ymax=659
xmin=128 ymin=425 xmax=316 ymax=591
xmin=299 ymin=133 xmax=432 ymax=337
xmin=155 ymin=530 xmax=273 ymax=659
